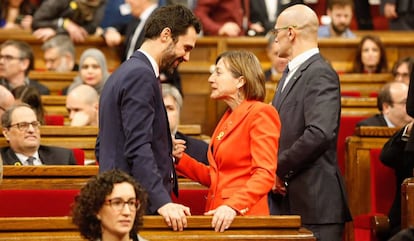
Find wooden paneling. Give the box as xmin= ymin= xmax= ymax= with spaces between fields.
xmin=0 ymin=216 xmax=315 ymax=241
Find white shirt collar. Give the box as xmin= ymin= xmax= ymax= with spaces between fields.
xmin=140 ymin=4 xmax=158 ymax=21
xmin=138 ymin=49 xmax=159 ymax=78
xmin=287 ymin=48 xmax=319 ymax=73
xmin=16 ymin=151 xmax=41 ymax=166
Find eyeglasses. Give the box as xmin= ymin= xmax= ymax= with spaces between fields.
xmin=104 ymin=198 xmax=140 ymax=212
xmin=393 ymin=72 xmax=409 ymax=78
xmin=8 ymin=121 xmax=41 ymax=131
xmin=0 ymin=54 xmax=22 ymax=62
xmin=270 ymin=25 xmax=298 ymax=37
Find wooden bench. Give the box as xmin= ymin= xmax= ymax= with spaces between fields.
xmin=0 ymin=29 xmax=121 ymax=71
xmin=402 ymin=177 xmax=414 ymax=229
xmin=0 ymin=125 xmax=206 ymax=161
xmin=0 ymin=216 xmax=315 ymax=241
xmin=0 ymin=166 xmax=206 ymax=190
xmin=345 ymin=127 xmax=399 ymax=217
xmin=29 ymin=71 xmax=77 ymax=95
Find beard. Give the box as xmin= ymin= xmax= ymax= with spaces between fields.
xmin=331 ymin=22 xmax=347 ymax=35
xmin=159 ymin=42 xmax=183 ymax=75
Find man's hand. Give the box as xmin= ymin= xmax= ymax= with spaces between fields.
xmin=103 ymin=28 xmax=122 ymax=47
xmin=32 ymin=28 xmax=57 ymax=41
xmin=204 ymin=205 xmax=237 ymax=232
xmin=65 ymin=20 xmax=88 ymax=43
xmin=218 ymin=22 xmax=241 ymax=37
xmin=384 ymin=3 xmax=398 ymax=19
xmin=70 ymin=111 xmax=90 ymax=127
xmin=157 ymin=202 xmax=191 ymax=231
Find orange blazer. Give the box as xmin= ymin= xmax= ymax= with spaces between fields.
xmin=176 ymin=100 xmax=280 ymax=215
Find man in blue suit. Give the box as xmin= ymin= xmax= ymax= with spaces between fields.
xmin=96 ymin=5 xmax=201 ymax=231
xmin=269 ymin=4 xmax=352 ymax=241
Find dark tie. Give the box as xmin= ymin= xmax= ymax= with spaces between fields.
xmin=271 ymin=66 xmax=289 ymax=108
xmin=26 ymin=156 xmax=35 ymax=165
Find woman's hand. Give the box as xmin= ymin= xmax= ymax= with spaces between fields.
xmin=204 ymin=205 xmax=237 ymax=232
xmin=172 ymin=137 xmax=186 ymax=161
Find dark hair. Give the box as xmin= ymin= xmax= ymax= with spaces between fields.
xmin=72 ymin=169 xmax=147 ymax=241
xmin=1 ymin=103 xmax=33 ymax=128
xmin=327 ymin=0 xmax=354 ymax=10
xmin=353 ymin=35 xmax=388 ymax=73
xmin=0 ymin=40 xmax=34 ymax=75
xmin=144 ymin=4 xmax=201 ymax=43
xmin=215 ymin=50 xmax=266 ymax=102
xmin=392 ymin=56 xmax=414 ymax=76
xmin=11 ymin=86 xmax=45 ymax=124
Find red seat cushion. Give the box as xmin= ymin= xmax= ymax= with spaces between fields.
xmin=44 ymin=115 xmax=65 ymax=126
xmin=337 ymin=116 xmax=366 ymax=175
xmin=72 ymin=148 xmax=85 ymax=165
xmin=172 ymin=189 xmax=208 ymax=215
xmin=0 ymin=189 xmax=79 ymax=217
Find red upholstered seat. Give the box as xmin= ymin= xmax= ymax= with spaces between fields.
xmin=353 ymin=148 xmax=396 ymax=241
xmin=337 ymin=116 xmax=366 ymax=175
xmin=72 ymin=148 xmax=85 ymax=165
xmin=44 ymin=114 xmax=65 ymax=126
xmin=0 ymin=189 xmax=79 ymax=217
xmin=341 ymin=91 xmax=362 ymax=97
xmin=172 ymin=189 xmax=208 ymax=215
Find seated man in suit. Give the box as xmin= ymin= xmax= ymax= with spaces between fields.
xmin=0 ymin=40 xmax=49 ymax=95
xmin=161 ymin=83 xmax=208 ymax=165
xmin=357 ymin=81 xmax=412 ymax=128
xmin=66 ymin=84 xmax=99 ymax=127
xmin=1 ymin=104 xmax=76 ymax=165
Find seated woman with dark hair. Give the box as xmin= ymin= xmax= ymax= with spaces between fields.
xmin=11 ymin=85 xmax=45 ymax=124
xmin=353 ymin=35 xmax=388 ymax=74
xmin=72 ymin=169 xmax=148 ymax=241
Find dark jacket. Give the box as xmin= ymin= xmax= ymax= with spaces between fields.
xmin=1 ymin=145 xmax=76 ymax=165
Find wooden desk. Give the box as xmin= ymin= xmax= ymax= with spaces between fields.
xmin=0 ymin=216 xmax=315 ymax=241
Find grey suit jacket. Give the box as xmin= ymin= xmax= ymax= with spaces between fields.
xmin=270 ymin=53 xmax=352 ymax=224
xmin=97 ymin=51 xmax=175 ymax=214
xmin=1 ymin=145 xmax=76 ymax=165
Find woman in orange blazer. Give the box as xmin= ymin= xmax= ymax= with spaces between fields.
xmin=173 ymin=50 xmax=281 ymax=232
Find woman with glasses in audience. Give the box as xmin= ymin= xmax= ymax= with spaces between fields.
xmin=72 ymin=169 xmax=148 ymax=241
xmin=353 ymin=35 xmax=388 ymax=74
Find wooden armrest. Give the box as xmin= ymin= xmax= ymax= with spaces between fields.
xmin=371 ymin=215 xmax=390 ymax=241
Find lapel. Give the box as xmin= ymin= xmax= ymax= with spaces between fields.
xmin=2 ymin=147 xmax=22 ymax=166
xmin=275 ymin=54 xmax=321 ymax=109
xmin=210 ymin=101 xmax=255 ymax=159
xmin=258 ymin=0 xmax=269 ymax=20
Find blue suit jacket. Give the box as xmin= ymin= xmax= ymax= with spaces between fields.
xmin=270 ymin=53 xmax=352 ymax=224
xmin=96 ymin=51 xmax=174 ymax=214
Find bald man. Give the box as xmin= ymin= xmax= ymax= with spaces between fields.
xmin=269 ymin=4 xmax=352 ymax=241
xmin=66 ymin=85 xmax=99 ymax=126
xmin=0 ymin=85 xmax=15 ymax=120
